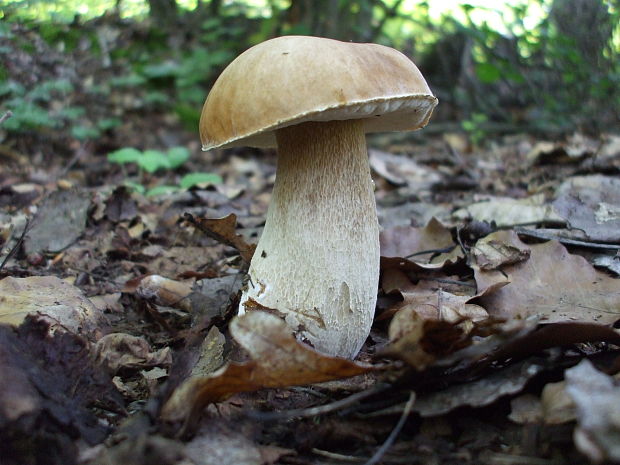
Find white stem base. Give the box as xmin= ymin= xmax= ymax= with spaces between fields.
xmin=239 ymin=120 xmax=379 ymax=358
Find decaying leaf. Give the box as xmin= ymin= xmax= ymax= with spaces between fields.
xmin=135 ymin=275 xmax=193 ymax=311
xmin=471 ymin=234 xmax=530 ymax=270
xmin=453 ymin=195 xmax=564 ymax=227
xmin=553 ymin=175 xmax=620 ymax=243
xmin=0 ymin=275 xmax=106 ymax=335
xmin=369 ymin=149 xmax=440 ymax=188
xmin=186 ymin=213 xmax=256 ymax=264
xmin=0 ymin=317 xmax=122 ymax=465
xmin=508 ymin=394 xmax=543 ymax=424
xmin=380 ymin=217 xmax=462 ymax=271
xmin=160 ymin=312 xmax=372 ymax=434
xmin=184 ymin=421 xmax=294 ymax=465
xmin=474 ymin=231 xmax=620 ymax=324
xmin=566 ymin=360 xmax=620 ymax=463
xmin=94 ymin=333 xmax=172 ymax=375
xmin=414 ymin=359 xmax=544 ymax=417
xmin=24 ymin=189 xmax=91 ymax=254
xmin=381 ymin=217 xmax=454 ymax=261
xmin=541 ymin=380 xmax=576 ymax=425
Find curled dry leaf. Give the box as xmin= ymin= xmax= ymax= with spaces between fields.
xmin=474 ymin=231 xmax=620 ymax=324
xmin=186 ymin=213 xmax=256 ymax=264
xmin=471 ymin=234 xmax=531 ymax=271
xmin=135 ymin=275 xmax=193 ymax=311
xmin=380 ymin=268 xmax=487 ymax=369
xmin=94 ymin=333 xmax=172 ymax=375
xmin=160 ymin=312 xmax=372 ymax=435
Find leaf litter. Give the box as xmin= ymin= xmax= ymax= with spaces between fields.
xmin=2 ymin=127 xmax=620 ymax=464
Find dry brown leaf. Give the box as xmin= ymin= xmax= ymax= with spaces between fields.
xmin=0 ymin=275 xmax=106 ymax=335
xmin=189 ymin=213 xmax=256 ymax=263
xmin=474 ymin=231 xmax=620 ymax=324
xmin=471 ymin=234 xmax=531 ymax=270
xmin=135 ymin=275 xmax=193 ymax=311
xmin=160 ymin=312 xmax=372 ymax=434
xmin=553 ymin=175 xmax=620 ymax=243
xmin=94 ymin=333 xmax=172 ymax=375
xmin=414 ymin=359 xmax=544 ymax=417
xmin=380 ymin=217 xmax=454 ymax=260
xmin=453 ymin=195 xmax=564 ymax=227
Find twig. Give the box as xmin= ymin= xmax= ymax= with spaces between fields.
xmin=0 ymin=218 xmax=31 ymax=272
xmin=514 ymin=227 xmax=620 ymax=250
xmin=246 ymin=383 xmax=391 ymax=421
xmin=362 ymin=391 xmax=415 ymax=465
xmin=311 ymin=449 xmax=365 ymax=462
xmin=0 ymin=110 xmax=13 ymax=125
xmin=417 ymin=277 xmax=477 ymax=288
xmin=404 ymin=246 xmax=454 ymax=259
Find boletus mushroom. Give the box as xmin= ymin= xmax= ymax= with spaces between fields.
xmin=200 ymin=36 xmax=437 ymax=358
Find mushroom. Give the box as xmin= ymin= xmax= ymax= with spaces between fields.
xmin=200 ymin=36 xmax=437 ymax=358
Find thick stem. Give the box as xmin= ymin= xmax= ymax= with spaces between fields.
xmin=239 ymin=119 xmax=379 ymax=358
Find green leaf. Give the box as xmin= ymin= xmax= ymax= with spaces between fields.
xmin=138 ymin=149 xmax=169 ymax=173
xmin=146 ymin=185 xmax=180 ymax=197
xmin=71 ymin=125 xmax=100 ymax=140
xmin=180 ymin=172 xmax=223 ymax=189
xmin=108 ymin=148 xmax=143 ymax=165
xmin=475 ymin=63 xmax=501 ymax=84
xmin=124 ymin=181 xmax=145 ymax=194
xmin=167 ymin=147 xmax=190 ymax=169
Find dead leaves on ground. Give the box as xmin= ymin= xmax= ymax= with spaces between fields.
xmin=161 ymin=311 xmax=372 ymax=435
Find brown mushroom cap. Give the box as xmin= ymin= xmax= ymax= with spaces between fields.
xmin=200 ymin=36 xmax=438 ymax=150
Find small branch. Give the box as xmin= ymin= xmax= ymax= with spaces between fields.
xmin=363 ymin=391 xmax=416 ymax=465
xmin=514 ymin=227 xmax=620 ymax=250
xmin=246 ymin=383 xmax=391 ymax=421
xmin=0 ymin=218 xmax=31 ymax=272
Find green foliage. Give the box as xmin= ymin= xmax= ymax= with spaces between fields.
xmin=107 ymin=146 xmax=222 ymax=196
xmin=107 ymin=146 xmax=190 ymax=173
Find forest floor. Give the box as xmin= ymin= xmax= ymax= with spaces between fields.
xmin=2 ymin=120 xmax=620 ymax=465
xmin=2 ymin=20 xmax=620 ymax=465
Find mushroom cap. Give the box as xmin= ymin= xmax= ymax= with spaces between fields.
xmin=200 ymin=36 xmax=438 ymax=150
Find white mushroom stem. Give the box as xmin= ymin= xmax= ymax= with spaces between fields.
xmin=239 ymin=119 xmax=379 ymax=358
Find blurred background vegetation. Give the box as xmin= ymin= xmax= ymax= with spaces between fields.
xmin=0 ymin=0 xmax=618 ymax=159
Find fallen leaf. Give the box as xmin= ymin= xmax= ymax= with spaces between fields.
xmin=414 ymin=359 xmax=544 ymax=417
xmin=541 ymin=380 xmax=576 ymax=425
xmin=553 ymin=175 xmax=620 ymax=243
xmin=369 ymin=149 xmax=440 ymax=188
xmin=453 ymin=195 xmax=564 ymax=227
xmin=471 ymin=234 xmax=531 ymax=270
xmin=566 ymin=360 xmax=620 ymax=463
xmin=135 ymin=275 xmax=193 ymax=311
xmin=381 ymin=217 xmax=454 ymax=260
xmin=94 ymin=333 xmax=172 ymax=375
xmin=474 ymin=231 xmax=620 ymax=324
xmin=185 ymin=422 xmax=294 ymax=465
xmin=0 ymin=317 xmax=122 ymax=464
xmin=508 ymin=394 xmax=543 ymax=424
xmin=160 ymin=312 xmax=372 ymax=435
xmin=0 ymin=275 xmax=106 ymax=334
xmin=24 ymin=189 xmax=91 ymax=254
xmin=186 ymin=213 xmax=256 ymax=264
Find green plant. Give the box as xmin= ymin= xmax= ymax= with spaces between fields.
xmin=462 ymin=112 xmax=488 ymax=146
xmin=107 ymin=146 xmax=223 ymax=196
